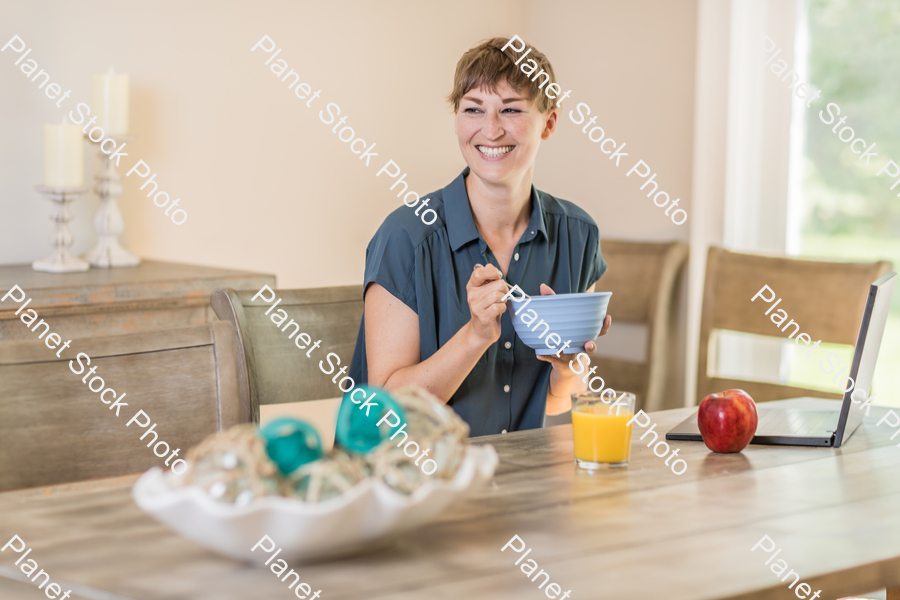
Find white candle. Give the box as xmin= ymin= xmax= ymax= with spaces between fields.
xmin=91 ymin=69 xmax=129 ymax=135
xmin=43 ymin=123 xmax=84 ymax=187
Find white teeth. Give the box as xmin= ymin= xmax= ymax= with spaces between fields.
xmin=477 ymin=145 xmax=513 ymax=157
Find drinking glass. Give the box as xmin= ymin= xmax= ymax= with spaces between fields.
xmin=571 ymin=390 xmax=636 ymax=469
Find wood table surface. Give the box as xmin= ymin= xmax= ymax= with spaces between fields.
xmin=1 ymin=398 xmax=899 ymax=600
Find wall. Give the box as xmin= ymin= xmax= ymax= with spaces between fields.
xmin=527 ymin=0 xmax=698 ymax=244
xmin=1 ymin=0 xmax=526 ymax=286
xmin=525 ymin=0 xmax=699 ymax=406
xmin=1 ymin=0 xmax=700 ymax=410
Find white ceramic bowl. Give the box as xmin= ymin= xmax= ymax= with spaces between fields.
xmin=511 ymin=292 xmax=612 ymax=355
xmin=132 ymin=444 xmax=498 ymax=563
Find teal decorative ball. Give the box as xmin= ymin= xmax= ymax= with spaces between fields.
xmin=335 ymin=386 xmax=406 ymax=454
xmin=260 ymin=418 xmax=323 ymax=475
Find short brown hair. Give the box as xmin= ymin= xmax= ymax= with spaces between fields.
xmin=448 ymin=37 xmax=558 ymax=114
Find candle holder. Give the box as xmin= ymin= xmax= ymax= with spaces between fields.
xmin=32 ymin=185 xmax=91 ymax=273
xmin=82 ymin=134 xmax=140 ymax=268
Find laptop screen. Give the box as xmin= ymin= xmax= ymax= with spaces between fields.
xmin=834 ymin=271 xmax=897 ymax=447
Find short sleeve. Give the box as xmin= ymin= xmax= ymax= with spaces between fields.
xmin=363 ymin=218 xmax=418 ymax=313
xmin=586 ymin=226 xmax=607 ymax=289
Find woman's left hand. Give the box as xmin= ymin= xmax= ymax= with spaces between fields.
xmin=537 ymin=284 xmax=611 ymax=415
xmin=535 ymin=284 xmax=612 ymax=373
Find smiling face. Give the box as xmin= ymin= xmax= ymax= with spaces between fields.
xmin=455 ymin=80 xmax=558 ymax=189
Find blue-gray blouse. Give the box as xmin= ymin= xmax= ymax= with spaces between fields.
xmin=345 ymin=168 xmax=606 ymax=437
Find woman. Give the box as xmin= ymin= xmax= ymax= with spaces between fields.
xmin=346 ymin=37 xmax=611 ymax=436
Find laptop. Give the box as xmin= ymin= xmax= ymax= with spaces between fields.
xmin=667 ymin=271 xmax=896 ymax=448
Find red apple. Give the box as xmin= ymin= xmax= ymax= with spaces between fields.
xmin=698 ymin=389 xmax=758 ymax=453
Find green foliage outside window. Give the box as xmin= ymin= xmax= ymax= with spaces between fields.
xmin=803 ymin=0 xmax=900 ymax=237
xmin=791 ymin=0 xmax=900 ymax=404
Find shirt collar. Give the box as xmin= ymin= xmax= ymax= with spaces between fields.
xmin=444 ymin=167 xmax=548 ymax=252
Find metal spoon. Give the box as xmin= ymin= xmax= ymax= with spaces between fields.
xmin=473 ymin=263 xmax=531 ymax=299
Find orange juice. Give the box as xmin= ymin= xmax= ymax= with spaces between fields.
xmin=572 ymin=405 xmax=633 ymax=464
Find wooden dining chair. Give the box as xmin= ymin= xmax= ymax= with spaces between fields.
xmin=0 ymin=321 xmax=244 ymax=492
xmin=697 ymin=246 xmax=893 ymax=404
xmin=590 ymin=239 xmax=689 ymax=413
xmin=211 ymin=286 xmax=364 ymax=423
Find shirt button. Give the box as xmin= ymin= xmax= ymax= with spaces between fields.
xmin=514 ymin=252 xmax=520 ymax=261
xmin=504 ymin=385 xmax=510 ymax=393
xmin=501 ymin=429 xmax=508 ymax=434
xmin=504 ymin=341 xmax=512 ymax=349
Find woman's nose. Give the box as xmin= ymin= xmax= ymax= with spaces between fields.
xmin=482 ymin=113 xmax=504 ymax=139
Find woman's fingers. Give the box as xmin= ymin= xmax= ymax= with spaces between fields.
xmin=584 ymin=316 xmax=613 ymax=355
xmin=466 ymin=270 xmax=509 ymax=342
xmin=469 ymin=264 xmax=504 ymax=288
xmin=599 ymin=314 xmax=612 ymax=336
xmin=470 ymin=283 xmax=508 ymax=311
xmin=473 ymin=297 xmax=502 ymax=319
xmin=536 ymin=353 xmax=569 ymax=371
xmin=540 ymin=283 xmax=555 ymax=296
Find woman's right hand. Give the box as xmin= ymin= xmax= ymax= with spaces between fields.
xmin=466 ymin=264 xmax=509 ymax=344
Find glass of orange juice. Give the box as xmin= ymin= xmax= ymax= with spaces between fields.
xmin=571 ymin=391 xmax=635 ymax=469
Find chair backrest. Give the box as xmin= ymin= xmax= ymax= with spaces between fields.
xmin=590 ymin=239 xmax=688 ymax=412
xmin=698 ymin=246 xmax=893 ymax=403
xmin=0 ymin=321 xmax=244 ymax=492
xmin=211 ymin=286 xmax=364 ymax=422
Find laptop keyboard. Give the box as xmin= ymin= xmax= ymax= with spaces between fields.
xmin=756 ymin=410 xmax=838 ymax=436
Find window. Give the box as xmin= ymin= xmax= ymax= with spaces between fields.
xmin=785 ymin=0 xmax=900 ymax=404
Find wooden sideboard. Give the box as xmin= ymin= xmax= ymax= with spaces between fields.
xmin=0 ymin=261 xmax=275 ymax=341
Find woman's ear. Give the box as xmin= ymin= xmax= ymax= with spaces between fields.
xmin=541 ymin=108 xmax=559 ymax=140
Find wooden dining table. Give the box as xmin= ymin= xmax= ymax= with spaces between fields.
xmin=2 ymin=397 xmax=899 ymax=600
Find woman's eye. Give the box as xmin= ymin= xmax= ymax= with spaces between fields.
xmin=461 ymin=107 xmax=521 ymax=114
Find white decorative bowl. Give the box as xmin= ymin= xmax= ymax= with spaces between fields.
xmin=132 ymin=444 xmax=498 ymax=563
